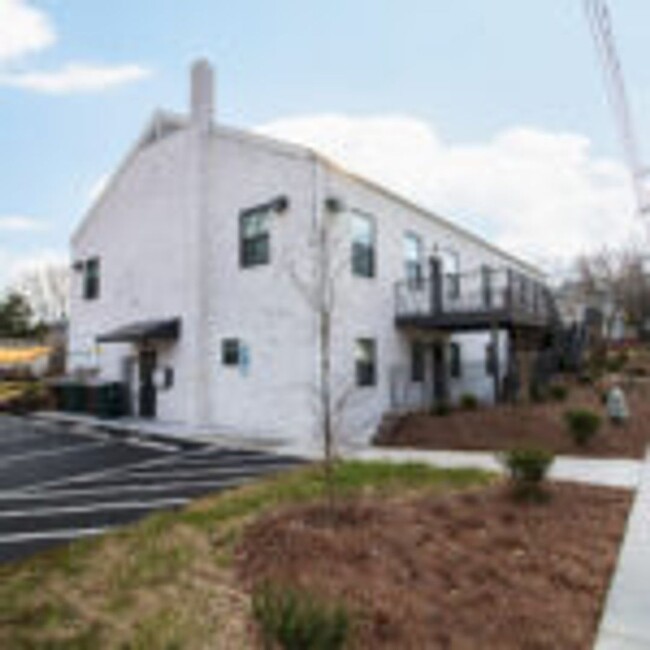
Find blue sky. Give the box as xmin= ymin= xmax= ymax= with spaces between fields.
xmin=1 ymin=0 xmax=649 ymax=287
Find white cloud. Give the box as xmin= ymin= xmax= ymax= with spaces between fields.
xmin=258 ymin=115 xmax=641 ymax=271
xmin=0 ymin=2 xmax=151 ymax=94
xmin=0 ymin=0 xmax=55 ymax=62
xmin=0 ymin=214 xmax=47 ymax=232
xmin=0 ymin=62 xmax=151 ymax=93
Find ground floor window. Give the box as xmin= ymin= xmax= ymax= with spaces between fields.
xmin=222 ymin=338 xmax=240 ymax=366
xmin=411 ymin=341 xmax=425 ymax=382
xmin=355 ymin=338 xmax=377 ymax=387
xmin=450 ymin=342 xmax=462 ymax=378
xmin=485 ymin=342 xmax=496 ymax=376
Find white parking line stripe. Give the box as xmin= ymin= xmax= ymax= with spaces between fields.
xmin=0 ymin=440 xmax=107 ymax=468
xmin=0 ymin=497 xmax=189 ymax=519
xmin=0 ymin=443 xmax=229 ymax=495
xmin=10 ymin=447 xmax=184 ymax=493
xmin=121 ymin=463 xmax=297 ymax=481
xmin=0 ymin=476 xmax=249 ymax=502
xmin=0 ymin=527 xmax=108 ymax=545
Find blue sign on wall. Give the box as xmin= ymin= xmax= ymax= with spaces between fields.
xmin=239 ymin=343 xmax=250 ymax=377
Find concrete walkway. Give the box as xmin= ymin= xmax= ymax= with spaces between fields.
xmin=596 ymin=450 xmax=650 ymax=649
xmin=345 ymin=447 xmax=643 ymax=489
xmin=32 ymin=412 xmax=643 ymax=489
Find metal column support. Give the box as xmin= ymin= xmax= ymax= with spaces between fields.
xmin=429 ymin=257 xmax=443 ymax=315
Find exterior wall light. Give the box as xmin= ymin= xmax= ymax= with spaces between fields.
xmin=324 ymin=196 xmax=345 ymax=213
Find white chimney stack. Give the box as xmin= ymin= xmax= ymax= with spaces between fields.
xmin=190 ymin=58 xmax=214 ymax=133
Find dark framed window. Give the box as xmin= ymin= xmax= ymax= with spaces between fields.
xmin=355 ymin=338 xmax=377 ymax=387
xmin=83 ymin=258 xmax=100 ymax=300
xmin=404 ymin=232 xmax=423 ymax=288
xmin=440 ymin=249 xmax=460 ymax=300
xmin=411 ymin=341 xmax=425 ymax=382
xmin=351 ymin=212 xmax=375 ymax=278
xmin=450 ymin=342 xmax=462 ymax=379
xmin=481 ymin=265 xmax=493 ymax=308
xmin=485 ymin=343 xmax=496 ymax=376
xmin=240 ymin=207 xmax=270 ymax=268
xmin=222 ymin=339 xmax=240 ymax=366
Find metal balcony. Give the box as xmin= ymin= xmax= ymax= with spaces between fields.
xmin=395 ymin=266 xmax=557 ymax=332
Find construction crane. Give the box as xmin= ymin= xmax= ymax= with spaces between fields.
xmin=584 ymin=0 xmax=650 ymax=215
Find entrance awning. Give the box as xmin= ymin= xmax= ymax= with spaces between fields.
xmin=96 ymin=318 xmax=181 ymax=344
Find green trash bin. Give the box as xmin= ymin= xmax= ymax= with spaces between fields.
xmin=95 ymin=382 xmax=126 ymax=419
xmin=69 ymin=383 xmax=87 ymax=413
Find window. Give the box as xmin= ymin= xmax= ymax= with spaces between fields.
xmin=83 ymin=258 xmax=100 ymax=300
xmin=355 ymin=338 xmax=377 ymax=387
xmin=240 ymin=207 xmax=270 ymax=268
xmin=450 ymin=342 xmax=462 ymax=379
xmin=439 ymin=249 xmax=460 ymax=300
xmin=485 ymin=343 xmax=496 ymax=376
xmin=404 ymin=232 xmax=423 ymax=287
xmin=351 ymin=212 xmax=375 ymax=278
xmin=411 ymin=341 xmax=425 ymax=382
xmin=222 ymin=339 xmax=240 ymax=366
xmin=481 ymin=265 xmax=493 ymax=308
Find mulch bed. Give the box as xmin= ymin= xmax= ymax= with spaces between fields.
xmin=238 ymin=484 xmax=631 ymax=649
xmin=377 ymin=382 xmax=650 ymax=458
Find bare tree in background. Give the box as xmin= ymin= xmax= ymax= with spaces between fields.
xmin=13 ymin=263 xmax=70 ymax=324
xmin=575 ymin=245 xmax=650 ymax=339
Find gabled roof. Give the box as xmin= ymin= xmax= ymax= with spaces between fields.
xmin=72 ymin=111 xmax=544 ymax=278
xmin=72 ymin=110 xmax=189 ymax=245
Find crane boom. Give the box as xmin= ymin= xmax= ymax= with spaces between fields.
xmin=584 ymin=0 xmax=650 ymax=214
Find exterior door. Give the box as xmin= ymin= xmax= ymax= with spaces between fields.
xmin=432 ymin=342 xmax=448 ymax=405
xmin=138 ymin=348 xmax=157 ymax=418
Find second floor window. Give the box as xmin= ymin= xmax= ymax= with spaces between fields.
xmin=240 ymin=207 xmax=270 ymax=268
xmin=404 ymin=232 xmax=423 ymax=287
xmin=83 ymin=258 xmax=100 ymax=300
xmin=440 ymin=249 xmax=460 ymax=300
xmin=450 ymin=342 xmax=462 ymax=379
xmin=351 ymin=212 xmax=375 ymax=278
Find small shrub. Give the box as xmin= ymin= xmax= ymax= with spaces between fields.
xmin=529 ymin=384 xmax=548 ymax=403
xmin=253 ymin=582 xmax=350 ymax=650
xmin=430 ymin=401 xmax=451 ymax=417
xmin=606 ymin=351 xmax=628 ymax=374
xmin=564 ymin=409 xmax=602 ymax=447
xmin=627 ymin=365 xmax=648 ymax=378
xmin=500 ymin=448 xmax=555 ymax=500
xmin=459 ymin=393 xmax=479 ymax=410
xmin=548 ymin=383 xmax=568 ymax=402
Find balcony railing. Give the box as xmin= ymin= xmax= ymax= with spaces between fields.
xmin=395 ymin=266 xmax=557 ymax=330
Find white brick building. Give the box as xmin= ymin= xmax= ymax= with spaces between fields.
xmin=68 ymin=60 xmax=554 ymax=446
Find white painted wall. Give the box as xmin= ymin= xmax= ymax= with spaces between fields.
xmin=69 ymin=62 xmax=544 ymax=446
xmin=320 ymin=165 xmax=530 ymax=443
xmin=69 ymin=122 xmax=194 ymax=422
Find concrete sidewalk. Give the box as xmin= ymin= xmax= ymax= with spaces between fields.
xmin=596 ymin=450 xmax=650 ymax=649
xmin=344 ymin=447 xmax=643 ymax=489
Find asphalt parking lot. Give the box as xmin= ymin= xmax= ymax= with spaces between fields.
xmin=0 ymin=416 xmax=303 ymax=564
